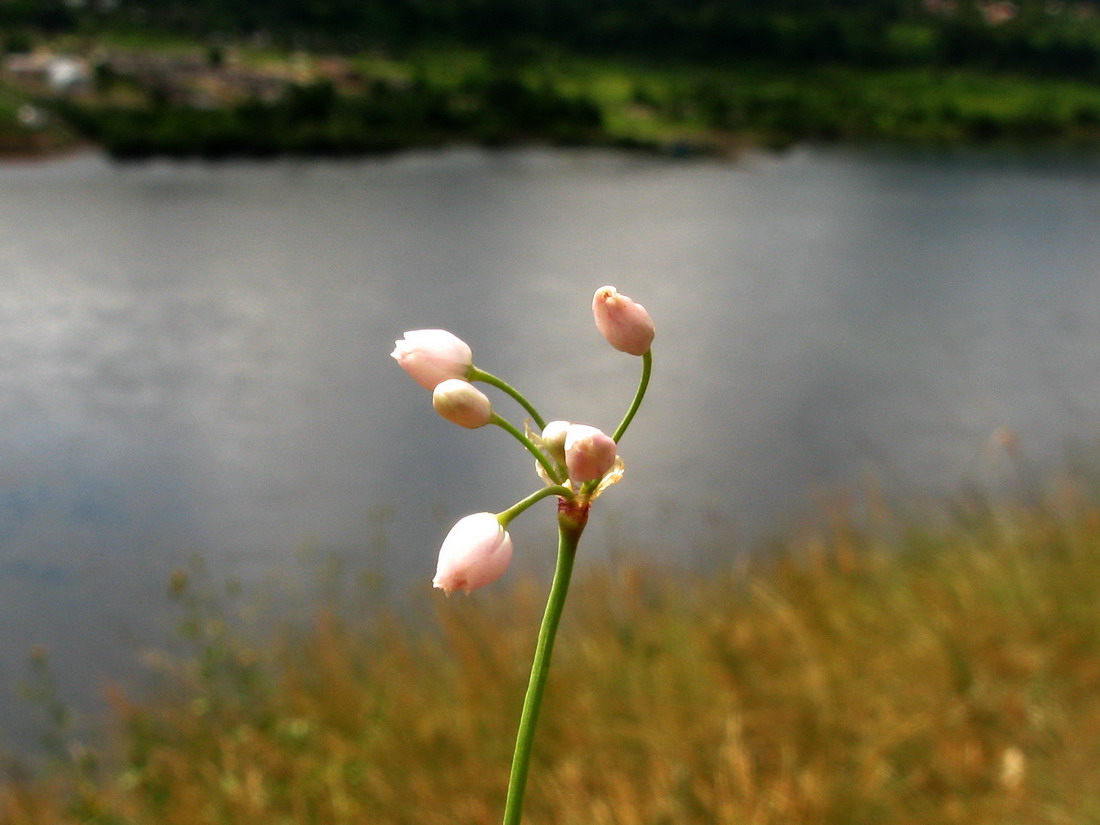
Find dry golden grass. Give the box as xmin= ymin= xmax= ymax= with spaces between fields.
xmin=5 ymin=484 xmax=1100 ymax=824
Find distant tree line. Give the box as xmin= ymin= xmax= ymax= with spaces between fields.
xmin=53 ymin=75 xmax=605 ymax=159
xmin=4 ymin=0 xmax=1100 ymax=79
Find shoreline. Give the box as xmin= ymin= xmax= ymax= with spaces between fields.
xmin=8 ymin=58 xmax=1100 ymax=162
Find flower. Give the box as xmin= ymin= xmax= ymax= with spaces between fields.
xmin=391 ymin=329 xmax=473 ymax=390
xmin=539 ymin=420 xmax=571 ymax=465
xmin=565 ymin=424 xmax=617 ymax=483
xmin=592 ymin=285 xmax=655 ymax=356
xmin=433 ymin=513 xmax=514 ymax=594
xmin=433 ymin=379 xmax=493 ymax=428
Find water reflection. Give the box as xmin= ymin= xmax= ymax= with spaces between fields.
xmin=1 ymin=146 xmax=1100 ymax=749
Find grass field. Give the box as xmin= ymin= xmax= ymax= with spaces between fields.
xmin=4 ymin=478 xmax=1100 ymax=824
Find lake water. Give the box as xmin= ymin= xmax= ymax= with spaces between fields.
xmin=2 ymin=145 xmax=1100 ymax=751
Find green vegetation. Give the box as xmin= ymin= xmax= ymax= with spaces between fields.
xmin=560 ymin=58 xmax=1100 ymax=150
xmin=5 ymin=1 xmax=1100 ymax=157
xmin=0 ymin=85 xmax=77 ymax=155
xmin=5 ymin=481 xmax=1100 ymax=823
xmin=12 ymin=50 xmax=1100 ymax=160
xmin=6 ymin=0 xmax=1100 ymax=79
xmin=53 ymin=74 xmax=604 ymax=159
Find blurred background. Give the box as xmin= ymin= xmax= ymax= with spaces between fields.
xmin=2 ymin=2 xmax=1100 ymax=821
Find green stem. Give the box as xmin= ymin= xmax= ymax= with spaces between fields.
xmin=497 ymin=486 xmax=574 ymax=526
xmin=612 ymin=349 xmax=652 ymax=444
xmin=502 ymin=502 xmax=588 ymax=825
xmin=470 ymin=367 xmax=547 ymax=431
xmin=491 ymin=412 xmax=563 ymax=483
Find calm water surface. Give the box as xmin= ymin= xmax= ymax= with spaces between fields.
xmin=1 ymin=145 xmax=1100 ymax=748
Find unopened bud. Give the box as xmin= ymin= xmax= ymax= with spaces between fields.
xmin=540 ymin=420 xmax=571 ymax=465
xmin=592 ymin=285 xmax=654 ymax=356
xmin=433 ymin=513 xmax=513 ymax=594
xmin=391 ymin=329 xmax=474 ymax=390
xmin=433 ymin=379 xmax=492 ymax=428
xmin=565 ymin=424 xmax=617 ymax=483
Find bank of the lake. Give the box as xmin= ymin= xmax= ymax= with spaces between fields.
xmin=9 ymin=47 xmax=1100 ymax=159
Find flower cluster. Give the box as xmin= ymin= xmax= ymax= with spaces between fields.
xmin=392 ymin=285 xmax=654 ymax=595
xmin=393 ymin=285 xmax=654 ymax=825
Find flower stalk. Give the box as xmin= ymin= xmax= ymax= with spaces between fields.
xmin=497 ymin=485 xmax=574 ymax=525
xmin=502 ymin=501 xmax=589 ymax=825
xmin=471 ymin=366 xmax=547 ymax=430
xmin=613 ymin=349 xmax=652 ymax=444
xmin=490 ymin=412 xmax=563 ymax=483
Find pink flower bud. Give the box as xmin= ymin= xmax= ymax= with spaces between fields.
xmin=391 ymin=329 xmax=473 ymax=390
xmin=433 ymin=512 xmax=513 ymax=594
xmin=432 ymin=379 xmax=492 ymax=429
xmin=540 ymin=420 xmax=571 ymax=465
xmin=592 ymin=285 xmax=655 ymax=356
xmin=565 ymin=424 xmax=617 ymax=483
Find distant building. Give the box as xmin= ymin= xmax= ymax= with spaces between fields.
xmin=46 ymin=56 xmax=89 ymax=91
xmin=4 ymin=52 xmax=91 ymax=93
